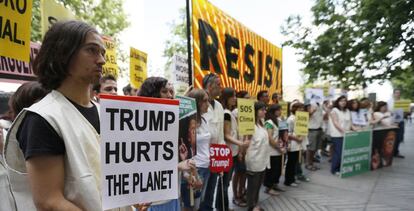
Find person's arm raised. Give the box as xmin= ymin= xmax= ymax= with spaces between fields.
xmin=26 ymin=155 xmax=82 ymax=211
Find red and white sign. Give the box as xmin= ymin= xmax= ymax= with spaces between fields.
xmin=209 ymin=144 xmax=233 ymax=173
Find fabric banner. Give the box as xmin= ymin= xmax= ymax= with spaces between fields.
xmin=0 ymin=42 xmax=40 ymax=82
xmin=40 ymin=0 xmax=75 ymax=37
xmin=102 ymin=36 xmax=118 ymax=79
xmin=295 ymin=111 xmax=309 ymax=136
xmin=99 ymin=95 xmax=179 ymax=209
xmin=371 ymin=127 xmax=398 ymax=170
xmin=171 ymin=54 xmax=190 ymax=95
xmin=0 ymin=0 xmax=33 ymax=62
xmin=177 ymin=95 xmax=197 ymax=161
xmin=237 ymin=98 xmax=255 ymax=135
xmin=130 ymin=47 xmax=147 ymax=89
xmin=340 ymin=130 xmax=372 ymax=178
xmin=192 ymin=0 xmax=282 ymax=97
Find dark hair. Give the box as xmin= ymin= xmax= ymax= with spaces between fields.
xmin=202 ymin=73 xmax=219 ymax=89
xmin=9 ymin=82 xmax=49 ymax=120
xmin=34 ymin=21 xmax=98 ymax=90
xmin=290 ymin=102 xmax=304 ymax=115
xmin=374 ymin=101 xmax=387 ymax=112
xmin=266 ymin=104 xmax=281 ymax=127
xmin=272 ymin=93 xmax=279 ymax=100
xmin=123 ymin=84 xmax=132 ymax=95
xmin=236 ymin=90 xmax=249 ymax=98
xmin=186 ymin=89 xmax=208 ymax=124
xmin=347 ymin=99 xmax=360 ymax=112
xmin=92 ymin=74 xmax=116 ymax=93
xmin=254 ymin=101 xmax=266 ymax=126
xmin=333 ymin=95 xmax=347 ymax=111
xmin=220 ymin=87 xmax=236 ymax=110
xmin=257 ymin=90 xmax=268 ymax=101
xmin=137 ymin=77 xmax=168 ymax=98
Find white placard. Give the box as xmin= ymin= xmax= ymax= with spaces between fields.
xmin=171 ymin=54 xmax=190 ymax=95
xmin=305 ymin=88 xmax=324 ymax=104
xmin=351 ymin=111 xmax=367 ymax=126
xmin=100 ymin=95 xmax=179 ymax=210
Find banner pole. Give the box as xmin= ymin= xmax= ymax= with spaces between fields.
xmin=185 ymin=0 xmax=193 ymax=86
xmin=281 ymin=153 xmax=285 ymax=176
xmin=221 ymin=173 xmax=225 ymax=210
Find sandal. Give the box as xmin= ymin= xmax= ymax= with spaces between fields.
xmin=305 ymin=165 xmax=318 ymax=171
xmin=232 ymin=198 xmax=247 ymax=207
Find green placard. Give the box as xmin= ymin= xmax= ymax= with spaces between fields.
xmin=340 ymin=130 xmax=372 ymax=178
xmin=176 ymin=95 xmax=196 ymax=120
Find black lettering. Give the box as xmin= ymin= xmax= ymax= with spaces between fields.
xmin=106 ymin=175 xmax=114 ymax=196
xmin=132 ymin=173 xmax=139 ymax=193
xmin=122 ymin=142 xmax=135 ymax=163
xmin=153 ymin=171 xmax=161 ymax=190
xmin=244 ymin=44 xmax=254 ymax=83
xmin=147 ymin=171 xmax=153 ymax=191
xmin=198 ymin=19 xmax=221 ymax=74
xmin=274 ymin=59 xmax=281 ymax=88
xmin=149 ymin=110 xmax=163 ymax=131
xmin=4 ymin=0 xmax=16 ymax=11
xmin=135 ymin=110 xmax=148 ymax=130
xmin=257 ymin=51 xmax=263 ymax=85
xmin=16 ymin=0 xmax=27 ymax=14
xmin=113 ymin=174 xmax=123 ymax=196
xmin=151 ymin=141 xmax=162 ymax=161
xmin=106 ymin=108 xmax=119 ymax=130
xmin=105 ymin=142 xmax=119 ymax=164
xmin=48 ymin=16 xmax=58 ymax=27
xmin=122 ymin=174 xmax=129 ymax=194
xmin=13 ymin=22 xmax=22 ymax=44
xmin=7 ymin=58 xmax=15 ymax=71
xmin=164 ymin=111 xmax=175 ymax=131
xmin=1 ymin=19 xmax=12 ymax=41
xmin=137 ymin=142 xmax=151 ymax=162
xmin=163 ymin=141 xmax=174 ymax=160
xmin=264 ymin=55 xmax=272 ymax=88
xmin=225 ymin=34 xmax=240 ymax=79
xmin=120 ymin=109 xmax=134 ymax=130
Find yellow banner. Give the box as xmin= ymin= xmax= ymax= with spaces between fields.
xmin=130 ymin=47 xmax=147 ymax=89
xmin=41 ymin=0 xmax=75 ymax=37
xmin=237 ymin=98 xmax=255 ymax=135
xmin=279 ymin=101 xmax=289 ymax=118
xmin=102 ymin=36 xmax=118 ymax=79
xmin=394 ymin=100 xmax=411 ymax=112
xmin=0 ymin=0 xmax=33 ymax=62
xmin=295 ymin=111 xmax=309 ymax=136
xmin=192 ymin=0 xmax=282 ymax=97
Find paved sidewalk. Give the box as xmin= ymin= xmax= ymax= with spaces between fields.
xmin=229 ymin=123 xmax=414 ymax=211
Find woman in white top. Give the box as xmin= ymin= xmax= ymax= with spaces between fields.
xmin=184 ymin=89 xmax=211 ymax=210
xmin=245 ymin=101 xmax=269 ymax=211
xmin=329 ymin=96 xmax=353 ymax=174
xmin=264 ymin=104 xmax=285 ymax=195
xmin=372 ymin=101 xmax=396 ymax=129
xmin=285 ymin=102 xmax=305 ymax=186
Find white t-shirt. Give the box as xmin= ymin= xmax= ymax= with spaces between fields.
xmin=203 ymin=99 xmax=225 ymax=144
xmin=373 ymin=111 xmax=394 ymax=129
xmin=265 ymin=119 xmax=280 ymax=156
xmin=245 ymin=124 xmax=270 ymax=172
xmin=224 ymin=109 xmax=239 ymax=156
xmin=309 ymin=104 xmax=323 ymax=129
xmin=194 ymin=119 xmax=211 ymax=168
xmin=287 ymin=115 xmax=303 ymax=151
xmin=328 ymin=108 xmax=351 ymax=137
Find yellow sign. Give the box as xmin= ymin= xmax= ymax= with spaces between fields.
xmin=295 ymin=111 xmax=309 ymax=136
xmin=192 ymin=0 xmax=282 ymax=97
xmin=279 ymin=101 xmax=288 ymax=118
xmin=237 ymin=98 xmax=255 ymax=135
xmin=130 ymin=47 xmax=147 ymax=89
xmin=102 ymin=36 xmax=118 ymax=79
xmin=394 ymin=100 xmax=411 ymax=112
xmin=0 ymin=0 xmax=33 ymax=62
xmin=41 ymin=0 xmax=75 ymax=37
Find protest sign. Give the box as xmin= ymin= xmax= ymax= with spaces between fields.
xmin=305 ymin=88 xmax=324 ymax=104
xmin=371 ymin=128 xmax=398 ymax=170
xmin=368 ymin=93 xmax=376 ymax=104
xmin=171 ymin=54 xmax=190 ymax=95
xmin=351 ymin=111 xmax=367 ymax=126
xmin=279 ymin=101 xmax=288 ymax=118
xmin=130 ymin=47 xmax=147 ymax=89
xmin=209 ymin=144 xmax=233 ymax=173
xmin=237 ymin=98 xmax=255 ymax=135
xmin=0 ymin=42 xmax=40 ymax=82
xmin=394 ymin=100 xmax=411 ymax=112
xmin=192 ymin=0 xmax=282 ymax=97
xmin=177 ymin=95 xmax=197 ymax=161
xmin=0 ymin=0 xmax=33 ymax=62
xmin=295 ymin=111 xmax=309 ymax=136
xmin=40 ymin=0 xmax=75 ymax=37
xmin=100 ymin=95 xmax=179 ymax=209
xmin=102 ymin=36 xmax=118 ymax=79
xmin=340 ymin=130 xmax=372 ymax=178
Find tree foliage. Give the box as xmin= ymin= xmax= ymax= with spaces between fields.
xmin=163 ymin=7 xmax=187 ymax=71
xmin=31 ymin=0 xmax=129 ymax=42
xmin=281 ymin=0 xmax=414 ymax=89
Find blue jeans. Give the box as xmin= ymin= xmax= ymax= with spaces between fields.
xmin=200 ymin=172 xmax=218 ymax=211
xmin=331 ymin=137 xmax=343 ymax=174
xmin=394 ymin=121 xmax=405 ymax=155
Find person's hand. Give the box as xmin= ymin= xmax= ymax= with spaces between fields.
xmin=179 ymin=139 xmax=188 ymax=161
xmin=178 ymin=159 xmax=196 ymax=172
xmin=133 ymin=203 xmax=151 ymax=211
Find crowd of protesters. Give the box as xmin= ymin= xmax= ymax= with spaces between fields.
xmin=0 ymin=20 xmax=410 ymax=211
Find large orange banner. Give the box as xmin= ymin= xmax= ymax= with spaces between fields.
xmin=192 ymin=0 xmax=282 ymax=96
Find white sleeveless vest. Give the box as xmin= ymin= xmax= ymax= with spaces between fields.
xmin=4 ymin=90 xmax=107 ymax=211
xmin=224 ymin=109 xmax=239 ymax=156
